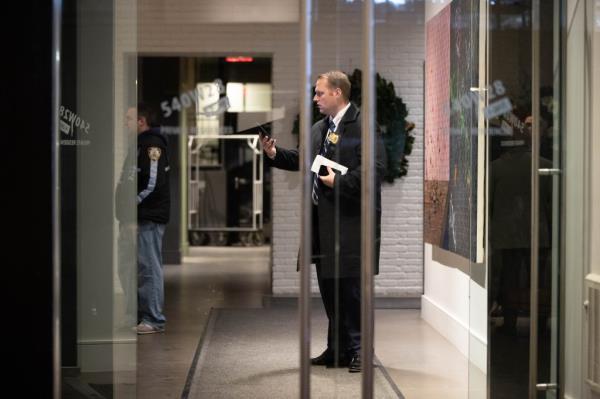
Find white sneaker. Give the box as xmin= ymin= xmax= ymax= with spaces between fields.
xmin=136 ymin=322 xmax=164 ymax=335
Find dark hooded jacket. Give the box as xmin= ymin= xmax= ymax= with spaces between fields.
xmin=137 ymin=127 xmax=170 ymax=224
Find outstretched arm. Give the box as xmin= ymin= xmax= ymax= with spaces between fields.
xmin=261 ymin=135 xmax=300 ymax=171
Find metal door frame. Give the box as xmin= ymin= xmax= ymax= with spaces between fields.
xmin=530 ymin=0 xmax=566 ymax=396
xmin=52 ymin=1 xmax=63 ymax=398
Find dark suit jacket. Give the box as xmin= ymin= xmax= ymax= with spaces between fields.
xmin=267 ymin=103 xmax=384 ymax=278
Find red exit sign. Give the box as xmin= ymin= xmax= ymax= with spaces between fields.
xmin=225 ymin=56 xmax=254 ymax=63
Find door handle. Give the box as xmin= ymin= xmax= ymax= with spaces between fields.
xmin=538 ymin=168 xmax=561 ymax=176
xmin=536 ymin=383 xmax=558 ymax=391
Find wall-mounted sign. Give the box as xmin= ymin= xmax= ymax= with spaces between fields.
xmin=59 ymin=105 xmax=91 ymax=146
xmin=160 ymin=79 xmax=230 ymax=118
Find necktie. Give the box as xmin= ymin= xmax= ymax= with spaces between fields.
xmin=312 ymin=119 xmax=336 ymax=205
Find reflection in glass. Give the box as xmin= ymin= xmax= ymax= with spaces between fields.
xmin=115 ymin=114 xmax=138 ymax=332
xmin=60 ymin=0 xmax=138 ymax=397
xmin=487 ymin=0 xmax=560 ymax=397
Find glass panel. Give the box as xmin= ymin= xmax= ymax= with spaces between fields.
xmin=296 ymin=1 xmax=395 ymax=395
xmin=487 ymin=1 xmax=534 ymax=396
xmin=535 ymin=0 xmax=562 ymax=396
xmin=487 ymin=0 xmax=562 ymax=397
xmin=308 ymin=2 xmax=366 ymax=394
xmin=136 ymin=51 xmax=279 ymax=396
xmin=59 ymin=0 xmax=138 ymax=397
xmin=373 ymin=0 xmax=422 ymax=395
xmin=447 ymin=0 xmax=486 ymax=397
xmin=487 ymin=2 xmax=535 ymax=397
xmin=139 ymin=56 xmax=273 ymax=242
xmin=422 ymin=0 xmax=481 ymax=398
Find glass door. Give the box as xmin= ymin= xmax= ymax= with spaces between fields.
xmin=486 ymin=0 xmax=563 ymax=397
xmin=58 ymin=0 xmax=138 ymax=397
xmin=529 ymin=0 xmax=562 ymax=396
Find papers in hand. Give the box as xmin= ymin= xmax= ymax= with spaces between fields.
xmin=311 ymin=154 xmax=348 ymax=175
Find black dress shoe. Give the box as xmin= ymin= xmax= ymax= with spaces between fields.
xmin=311 ymin=349 xmax=332 ymax=366
xmin=348 ymin=353 xmax=361 ymax=373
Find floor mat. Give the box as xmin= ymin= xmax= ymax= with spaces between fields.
xmin=184 ymin=306 xmax=401 ymax=398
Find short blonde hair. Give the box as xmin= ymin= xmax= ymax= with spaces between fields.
xmin=318 ymin=71 xmax=351 ymax=101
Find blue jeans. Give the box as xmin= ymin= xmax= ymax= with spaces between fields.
xmin=138 ymin=220 xmax=166 ymax=328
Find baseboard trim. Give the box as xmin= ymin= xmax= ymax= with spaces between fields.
xmin=421 ymin=294 xmax=469 ymax=356
xmin=421 ymin=294 xmax=487 ymax=373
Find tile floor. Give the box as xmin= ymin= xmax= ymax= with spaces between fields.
xmin=137 ymin=246 xmax=481 ymax=399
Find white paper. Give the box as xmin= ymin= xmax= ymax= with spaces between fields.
xmin=311 ymin=154 xmax=348 ymax=175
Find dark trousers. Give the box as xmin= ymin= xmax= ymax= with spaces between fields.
xmin=498 ymin=248 xmax=529 ymax=331
xmin=316 ymin=267 xmax=361 ymax=358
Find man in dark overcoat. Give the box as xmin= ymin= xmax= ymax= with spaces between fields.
xmin=261 ymin=70 xmax=384 ymax=372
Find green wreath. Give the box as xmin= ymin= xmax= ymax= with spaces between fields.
xmin=292 ymin=68 xmax=415 ymax=183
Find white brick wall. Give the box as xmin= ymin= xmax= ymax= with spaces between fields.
xmin=138 ymin=0 xmax=425 ymax=297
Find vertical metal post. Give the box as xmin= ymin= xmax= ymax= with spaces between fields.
xmin=52 ymin=1 xmax=62 ymax=398
xmin=557 ymin=2 xmax=567 ymax=396
xmin=361 ymin=0 xmax=375 ymax=397
xmin=299 ymin=0 xmax=312 ymax=398
xmin=485 ymin=2 xmax=492 ymax=397
xmin=529 ymin=0 xmax=541 ymax=397
xmin=252 ymin=141 xmax=257 ymax=231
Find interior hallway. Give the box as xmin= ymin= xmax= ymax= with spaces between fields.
xmin=138 ymin=247 xmax=477 ymax=398
xmin=137 ymin=246 xmax=270 ymax=398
